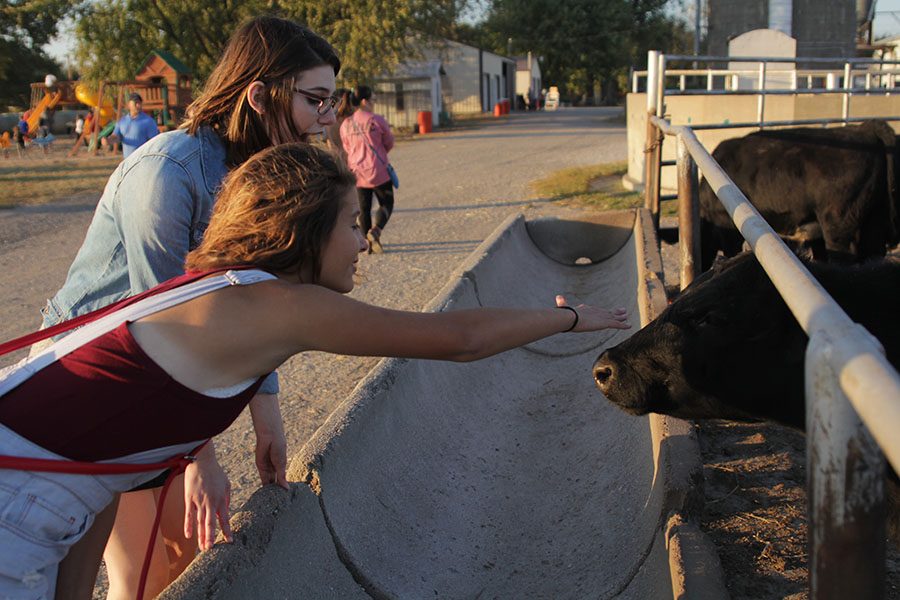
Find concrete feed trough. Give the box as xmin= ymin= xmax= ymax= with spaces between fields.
xmin=162 ymin=209 xmax=724 ymax=599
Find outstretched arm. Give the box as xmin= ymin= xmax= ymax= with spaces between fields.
xmin=246 ymin=283 xmax=631 ymax=366
xmin=131 ymin=283 xmax=630 ymax=391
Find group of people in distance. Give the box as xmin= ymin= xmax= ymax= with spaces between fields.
xmin=0 ymin=15 xmax=631 ymax=600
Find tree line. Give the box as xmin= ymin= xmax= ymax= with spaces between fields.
xmin=1 ymin=0 xmax=690 ymax=110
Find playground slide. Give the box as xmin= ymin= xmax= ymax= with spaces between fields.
xmin=74 ymin=84 xmax=114 ymax=126
xmin=25 ymin=90 xmax=62 ymax=134
xmin=161 ymin=210 xmax=727 ymax=600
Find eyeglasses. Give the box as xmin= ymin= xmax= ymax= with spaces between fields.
xmin=293 ymin=88 xmax=339 ymax=115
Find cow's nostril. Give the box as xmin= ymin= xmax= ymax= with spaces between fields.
xmin=593 ymin=364 xmax=614 ymax=387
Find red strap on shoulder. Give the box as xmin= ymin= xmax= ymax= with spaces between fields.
xmin=0 ymin=266 xmax=256 ymax=356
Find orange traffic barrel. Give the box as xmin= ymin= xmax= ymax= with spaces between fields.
xmin=417 ymin=111 xmax=433 ymax=134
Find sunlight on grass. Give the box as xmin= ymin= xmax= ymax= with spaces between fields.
xmin=531 ymin=162 xmax=638 ymax=209
xmin=1 ymin=157 xmax=120 ymax=208
xmin=531 ymin=161 xmax=678 ymax=217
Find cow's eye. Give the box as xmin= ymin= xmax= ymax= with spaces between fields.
xmin=696 ymin=310 xmax=727 ymax=328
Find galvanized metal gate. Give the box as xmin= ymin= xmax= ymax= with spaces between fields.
xmin=641 ymin=50 xmax=900 ymax=599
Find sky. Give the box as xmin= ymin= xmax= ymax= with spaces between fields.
xmin=43 ymin=0 xmax=900 ymax=64
xmin=875 ymin=0 xmax=900 ymax=38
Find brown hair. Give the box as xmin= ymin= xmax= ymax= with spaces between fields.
xmin=182 ymin=16 xmax=341 ymax=167
xmin=335 ymin=89 xmax=354 ymax=119
xmin=185 ymin=143 xmax=356 ymax=281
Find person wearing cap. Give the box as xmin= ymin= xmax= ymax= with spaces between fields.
xmin=110 ymin=92 xmax=159 ymax=158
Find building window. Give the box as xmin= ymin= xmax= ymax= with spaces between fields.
xmin=395 ymin=83 xmax=404 ymax=111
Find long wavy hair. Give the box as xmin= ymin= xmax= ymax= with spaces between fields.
xmin=181 ymin=16 xmax=341 ymax=167
xmin=185 ymin=143 xmax=356 ymax=281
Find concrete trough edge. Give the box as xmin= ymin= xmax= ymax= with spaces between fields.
xmin=634 ymin=208 xmax=728 ymax=599
xmin=161 ymin=209 xmax=727 ymax=599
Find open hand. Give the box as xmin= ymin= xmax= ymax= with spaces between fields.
xmin=184 ymin=447 xmax=232 ymax=551
xmin=556 ymin=295 xmax=630 ymax=332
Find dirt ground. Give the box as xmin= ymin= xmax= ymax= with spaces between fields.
xmin=658 ymin=237 xmax=900 ymax=599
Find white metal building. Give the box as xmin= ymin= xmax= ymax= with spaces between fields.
xmin=374 ymin=39 xmax=517 ymax=130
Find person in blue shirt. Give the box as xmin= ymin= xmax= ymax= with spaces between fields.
xmin=16 ymin=115 xmax=28 ymax=138
xmin=14 ymin=113 xmax=29 ymax=154
xmin=110 ymin=93 xmax=159 ymax=158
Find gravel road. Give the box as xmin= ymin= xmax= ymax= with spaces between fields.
xmin=0 ymin=107 xmax=628 ymax=513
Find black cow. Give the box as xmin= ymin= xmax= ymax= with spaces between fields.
xmin=593 ymin=253 xmax=899 ymax=428
xmin=699 ymin=120 xmax=900 ymax=270
xmin=593 ymin=253 xmax=900 ymax=534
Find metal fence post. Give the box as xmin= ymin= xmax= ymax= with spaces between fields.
xmin=807 ymin=329 xmax=885 ymax=600
xmin=644 ymin=51 xmax=663 ymax=230
xmin=842 ymin=62 xmax=852 ymax=125
xmin=676 ymin=135 xmax=700 ymax=289
xmin=757 ymin=62 xmax=767 ymax=129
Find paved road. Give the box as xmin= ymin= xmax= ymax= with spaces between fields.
xmin=0 ymin=107 xmax=627 ymax=511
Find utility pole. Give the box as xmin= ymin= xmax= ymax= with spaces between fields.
xmin=694 ymin=0 xmax=702 ymax=57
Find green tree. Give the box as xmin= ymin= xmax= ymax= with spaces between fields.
xmin=279 ymin=0 xmax=471 ymax=82
xmin=73 ymin=0 xmax=469 ymax=86
xmin=0 ymin=0 xmax=71 ymax=108
xmin=73 ymin=0 xmax=267 ymax=83
xmin=478 ymin=0 xmax=686 ymax=105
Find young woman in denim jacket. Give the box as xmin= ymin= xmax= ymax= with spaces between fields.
xmin=0 ymin=143 xmax=629 ymax=599
xmin=39 ymin=17 xmax=343 ymax=599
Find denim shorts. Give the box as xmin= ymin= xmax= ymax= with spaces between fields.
xmin=0 ymin=421 xmax=197 ymax=598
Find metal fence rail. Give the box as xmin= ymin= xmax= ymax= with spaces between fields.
xmin=647 ymin=52 xmax=900 ymax=125
xmin=634 ymin=50 xmax=900 ymax=264
xmin=633 ymin=67 xmax=900 ymax=94
xmin=648 ymin=110 xmax=900 ymax=599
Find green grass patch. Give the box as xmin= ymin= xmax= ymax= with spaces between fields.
xmin=660 ymin=199 xmax=678 ymax=217
xmin=531 ymin=161 xmax=678 ymax=216
xmin=531 ymin=161 xmax=640 ymax=210
xmin=0 ymin=156 xmax=120 ymax=208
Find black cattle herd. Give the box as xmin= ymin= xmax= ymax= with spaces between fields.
xmin=697 ymin=119 xmax=900 ymax=269
xmin=592 ymin=119 xmax=900 ymax=539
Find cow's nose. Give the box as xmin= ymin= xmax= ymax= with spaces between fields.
xmin=593 ymin=356 xmax=616 ymax=391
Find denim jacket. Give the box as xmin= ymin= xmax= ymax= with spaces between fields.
xmin=42 ymin=126 xmax=278 ymax=393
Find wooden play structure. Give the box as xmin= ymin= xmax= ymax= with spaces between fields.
xmin=27 ymin=50 xmax=194 ymax=156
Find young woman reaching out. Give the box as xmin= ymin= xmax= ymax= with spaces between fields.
xmin=0 ymin=143 xmax=629 ymax=598
xmin=36 ymin=16 xmax=342 ymax=599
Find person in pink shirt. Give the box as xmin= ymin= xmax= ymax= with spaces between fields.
xmin=339 ymin=85 xmax=395 ymax=253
